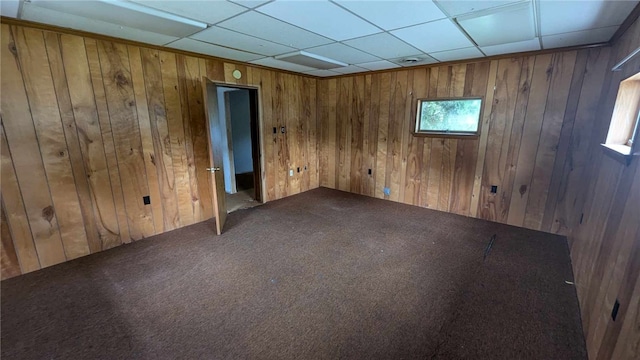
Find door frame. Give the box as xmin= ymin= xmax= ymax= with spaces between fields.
xmin=204 ymin=78 xmax=266 ymax=206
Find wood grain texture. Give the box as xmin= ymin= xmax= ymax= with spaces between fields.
xmin=564 ymin=16 xmax=640 ymax=360
xmin=0 ymin=123 xmax=40 ymax=273
xmin=85 ymin=38 xmax=129 ymax=248
xmin=317 ymin=33 xmax=640 ymax=357
xmin=44 ymin=32 xmax=101 ymax=254
xmin=1 ymin=24 xmax=318 ymax=278
xmin=16 ymin=26 xmax=90 ymax=260
xmin=98 ymin=40 xmax=154 ymax=241
xmin=319 ymin=55 xmax=587 ymax=227
xmin=1 ymin=197 xmax=21 ymax=280
xmin=61 ymin=35 xmax=121 ymax=251
xmin=2 ymin=26 xmax=67 ymax=268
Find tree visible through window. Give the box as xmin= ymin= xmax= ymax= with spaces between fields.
xmin=415 ymin=98 xmax=482 ymax=136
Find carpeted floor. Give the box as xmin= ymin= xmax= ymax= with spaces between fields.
xmin=1 ymin=188 xmax=586 ymax=359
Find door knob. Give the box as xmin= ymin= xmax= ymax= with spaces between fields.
xmin=207 ymin=167 xmax=221 ymax=172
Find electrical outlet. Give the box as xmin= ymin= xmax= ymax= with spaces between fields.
xmin=368 ymin=169 xmax=372 ymax=175
xmin=143 ymin=196 xmax=151 ymax=205
xmin=612 ymin=299 xmax=620 ymax=321
xmin=281 ymin=126 xmax=286 ymax=133
xmin=289 ymin=169 xmax=294 ymax=177
xmin=491 ymin=185 xmax=498 ymax=194
xmin=297 ymin=167 xmax=300 ymax=173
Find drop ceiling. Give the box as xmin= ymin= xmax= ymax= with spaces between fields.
xmin=2 ymin=0 xmax=638 ymax=77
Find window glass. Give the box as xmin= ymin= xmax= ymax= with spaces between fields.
xmin=416 ymin=98 xmax=482 ymax=135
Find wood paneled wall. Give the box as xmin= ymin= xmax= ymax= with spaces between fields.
xmin=317 ymin=16 xmax=640 ymax=359
xmin=0 ymin=23 xmax=318 ymax=279
xmin=563 ymin=16 xmax=640 ymax=360
xmin=318 ymin=47 xmax=611 ymax=233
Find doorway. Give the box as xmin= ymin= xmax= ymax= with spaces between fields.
xmin=209 ymin=84 xmax=263 ymax=215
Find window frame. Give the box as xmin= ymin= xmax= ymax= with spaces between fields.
xmin=412 ymin=96 xmax=484 ymax=138
xmin=601 ymin=71 xmax=640 ymax=165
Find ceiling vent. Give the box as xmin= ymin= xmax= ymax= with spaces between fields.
xmin=401 ymin=57 xmax=421 ymax=63
xmin=275 ymin=51 xmax=347 ymax=70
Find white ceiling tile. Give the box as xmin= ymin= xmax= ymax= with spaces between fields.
xmin=306 ymin=43 xmax=380 ymax=65
xmin=21 ymin=3 xmax=179 ymax=46
xmin=434 ymin=0 xmax=524 ymax=16
xmin=249 ymin=57 xmax=316 ymax=72
xmin=167 ymin=38 xmax=265 ymax=62
xmin=481 ymin=38 xmax=540 ymax=56
xmin=257 ymin=0 xmax=380 ymax=41
xmin=129 ymin=0 xmax=247 ymax=25
xmin=331 ymin=65 xmax=369 ymax=74
xmin=539 ymin=0 xmax=639 ymax=36
xmin=218 ymin=11 xmax=332 ymax=48
xmin=457 ymin=2 xmax=536 ymax=47
xmin=389 ymin=55 xmax=439 ymax=67
xmin=303 ymin=69 xmax=341 ymax=77
xmin=1 ymin=0 xmax=19 ymax=18
xmin=335 ymin=0 xmax=447 ymax=31
xmin=542 ymin=26 xmax=618 ymax=49
xmin=357 ymin=60 xmax=402 ymax=71
xmin=391 ymin=19 xmax=473 ymax=53
xmin=230 ymin=0 xmax=272 ymax=8
xmin=430 ymin=47 xmax=484 ymax=62
xmin=344 ymin=33 xmax=422 ymax=59
xmin=190 ymin=26 xmax=295 ymax=56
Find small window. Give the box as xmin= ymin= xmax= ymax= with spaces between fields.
xmin=414 ymin=98 xmax=483 ymax=137
xmin=603 ymin=71 xmax=640 ymax=161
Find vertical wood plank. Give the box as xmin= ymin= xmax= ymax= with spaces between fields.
xmin=159 ymin=51 xmax=195 ymax=226
xmin=44 ymin=32 xmax=102 ymax=254
xmin=365 ymin=74 xmax=379 ymax=197
xmin=98 ymin=40 xmax=154 ymax=240
xmin=350 ymin=76 xmax=365 ymax=194
xmin=85 ymin=38 xmax=129 ymax=247
xmin=539 ymin=49 xmax=588 ymax=232
xmin=140 ymin=48 xmax=180 ymax=230
xmin=0 ymin=122 xmax=40 ymax=272
xmin=13 ymin=27 xmax=90 ymax=259
xmin=260 ymin=69 xmax=277 ymax=200
xmin=324 ymin=79 xmax=338 ymax=189
xmin=374 ymin=72 xmax=392 ymax=199
xmin=175 ymin=54 xmax=202 ymax=221
xmin=386 ymin=71 xmax=408 ymax=202
xmin=551 ymin=47 xmax=611 ymax=234
xmin=60 ymin=35 xmax=121 ymax=250
xmin=403 ymin=68 xmax=427 ymax=205
xmin=478 ymin=58 xmax=523 ymax=222
xmin=469 ymin=60 xmax=499 ymax=217
xmin=2 ymin=27 xmax=66 ymax=268
xmin=336 ymin=77 xmax=352 ymax=192
xmin=523 ymin=51 xmax=577 ymax=230
xmin=185 ymin=56 xmax=213 ymax=216
xmin=1 ymin=197 xmax=22 ymax=280
xmin=507 ymin=54 xmax=554 ymax=226
xmin=128 ymin=45 xmax=164 ymax=232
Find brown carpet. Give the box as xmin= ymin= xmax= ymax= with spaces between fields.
xmin=1 ymin=188 xmax=586 ymax=359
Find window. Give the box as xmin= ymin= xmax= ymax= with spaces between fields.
xmin=414 ymin=98 xmax=483 ymax=137
xmin=602 ymin=71 xmax=640 ymax=162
